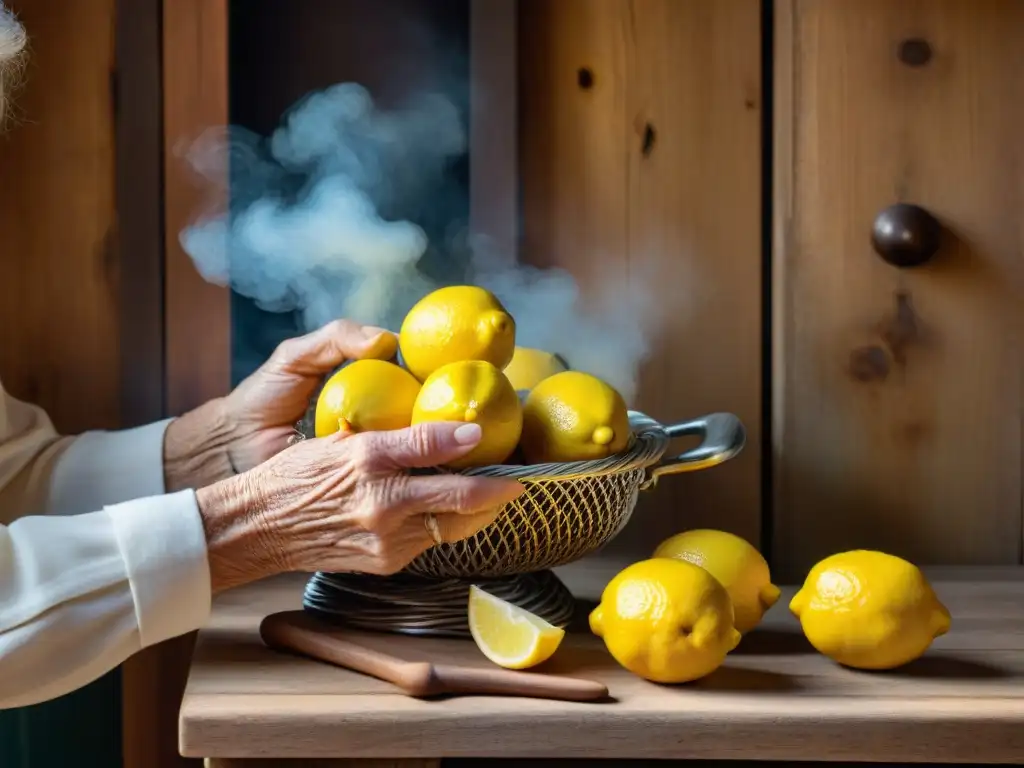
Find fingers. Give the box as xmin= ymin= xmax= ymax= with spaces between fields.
xmin=427 ymin=507 xmax=504 ymax=545
xmin=351 ymin=507 xmax=503 ymax=576
xmin=358 ymin=422 xmax=488 ymax=470
xmin=271 ymin=319 xmax=398 ymax=375
xmin=389 ymin=472 xmax=526 ymax=517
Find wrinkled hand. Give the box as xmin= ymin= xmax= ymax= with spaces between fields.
xmin=163 ymin=320 xmax=397 ymax=491
xmin=226 ymin=319 xmax=398 ymax=471
xmin=195 ymin=421 xmax=526 ymax=592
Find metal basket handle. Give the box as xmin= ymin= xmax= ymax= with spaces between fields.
xmin=642 ymin=412 xmax=746 ymax=489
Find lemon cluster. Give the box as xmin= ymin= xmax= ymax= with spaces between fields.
xmin=587 ymin=531 xmax=778 ymax=683
xmin=469 ymin=531 xmax=952 ymax=682
xmin=589 ymin=537 xmax=950 ymax=682
xmin=466 ymin=530 xmax=775 ymax=678
xmin=314 ymin=285 xmax=632 ymax=469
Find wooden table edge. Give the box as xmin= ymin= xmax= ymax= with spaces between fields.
xmin=180 ymin=565 xmax=1024 ymax=763
xmin=180 ymin=694 xmax=1024 ymax=761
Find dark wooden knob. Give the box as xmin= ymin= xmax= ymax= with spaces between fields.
xmin=871 ymin=203 xmax=941 ymax=268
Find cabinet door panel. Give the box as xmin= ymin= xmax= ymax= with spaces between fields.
xmin=519 ymin=0 xmax=764 ymax=554
xmin=122 ymin=4 xmax=230 ymax=768
xmin=773 ymin=0 xmax=1024 ymax=578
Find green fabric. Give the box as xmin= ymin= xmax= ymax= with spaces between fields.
xmin=0 ymin=670 xmax=121 ymax=768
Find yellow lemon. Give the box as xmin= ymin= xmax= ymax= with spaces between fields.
xmin=314 ymin=359 xmax=421 ymax=437
xmin=790 ymin=550 xmax=952 ymax=670
xmin=653 ymin=529 xmax=781 ymax=634
xmin=468 ymin=585 xmax=565 ymax=669
xmin=399 ymin=285 xmax=516 ymax=381
xmin=503 ymin=346 xmax=568 ymax=392
xmin=589 ymin=558 xmax=741 ymax=684
xmin=520 ymin=371 xmax=630 ymax=464
xmin=411 ymin=360 xmax=522 ymax=469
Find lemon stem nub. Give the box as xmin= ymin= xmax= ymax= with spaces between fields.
xmin=486 ymin=311 xmax=511 ymax=335
xmin=727 ymin=628 xmax=742 ymax=651
xmin=689 ymin=613 xmax=718 ymax=650
xmin=788 ymin=589 xmax=806 ymax=616
xmin=592 ymin=426 xmax=615 ymax=446
xmin=760 ymin=583 xmax=782 ymax=609
xmin=932 ymin=606 xmax=952 ymax=637
xmin=588 ymin=606 xmax=605 ymax=637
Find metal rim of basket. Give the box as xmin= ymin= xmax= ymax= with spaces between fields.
xmin=290 ymin=410 xmax=671 ymax=483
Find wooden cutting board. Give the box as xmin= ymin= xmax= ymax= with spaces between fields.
xmin=259 ymin=610 xmax=610 ymax=702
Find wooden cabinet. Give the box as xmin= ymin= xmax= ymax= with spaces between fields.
xmin=518 ymin=0 xmax=763 ymax=553
xmin=773 ymin=0 xmax=1024 ymax=579
xmin=0 ymin=1 xmax=155 ymax=766
xmin=162 ymin=0 xmax=766 ymax=557
xmin=152 ymin=0 xmax=1024 ymax=763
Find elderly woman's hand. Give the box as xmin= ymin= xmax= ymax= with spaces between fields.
xmin=224 ymin=319 xmax=399 ymax=471
xmin=163 ymin=320 xmax=398 ymax=490
xmin=194 ymin=420 xmax=526 ymax=592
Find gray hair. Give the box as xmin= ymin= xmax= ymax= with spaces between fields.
xmin=0 ymin=4 xmax=27 ymax=122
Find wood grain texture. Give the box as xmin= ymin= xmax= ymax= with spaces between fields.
xmin=259 ymin=611 xmax=608 ymax=701
xmin=0 ymin=0 xmax=120 ymax=434
xmin=0 ymin=3 xmax=123 ymax=766
xmin=116 ymin=7 xmax=168 ymax=768
xmin=163 ymin=0 xmax=232 ymax=415
xmin=469 ymin=0 xmax=518 ymax=256
xmin=181 ymin=566 xmax=1024 ymax=762
xmin=205 ymin=761 xmax=438 ymax=765
xmin=518 ymin=0 xmax=763 ymax=555
xmin=206 ymin=760 xmax=439 ymax=768
xmin=772 ymin=0 xmax=1024 ymax=580
xmin=115 ymin=0 xmax=164 ymax=430
xmin=122 ymin=4 xmax=231 ymax=768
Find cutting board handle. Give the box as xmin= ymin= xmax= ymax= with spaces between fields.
xmin=259 ymin=611 xmax=609 ymax=702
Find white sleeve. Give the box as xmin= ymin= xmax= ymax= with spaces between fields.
xmin=0 ymin=380 xmax=213 ymax=710
xmin=45 ymin=418 xmax=176 ymax=515
xmin=0 ymin=491 xmax=212 ymax=710
xmin=0 ymin=377 xmax=176 ymax=517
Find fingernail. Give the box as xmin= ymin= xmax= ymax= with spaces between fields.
xmin=361 ymin=325 xmax=389 ymax=340
xmin=453 ymin=422 xmax=482 ymax=445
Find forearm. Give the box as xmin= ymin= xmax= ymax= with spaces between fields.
xmin=162 ymin=397 xmax=238 ymax=492
xmin=0 ymin=457 xmax=295 ymax=709
xmin=5 ymin=398 xmax=240 ymax=518
xmin=6 ymin=420 xmax=174 ymax=518
xmin=1 ymin=393 xmax=237 ymax=518
xmin=195 ymin=476 xmax=284 ymax=593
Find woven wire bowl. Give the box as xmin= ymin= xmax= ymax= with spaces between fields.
xmin=290 ymin=402 xmax=733 ymax=578
xmin=403 ymin=412 xmax=670 ymax=577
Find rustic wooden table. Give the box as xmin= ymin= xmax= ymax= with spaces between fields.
xmin=180 ymin=563 xmax=1024 ymax=767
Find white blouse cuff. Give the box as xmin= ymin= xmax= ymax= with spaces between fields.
xmin=49 ymin=418 xmax=174 ymax=515
xmin=105 ymin=489 xmax=212 ymax=648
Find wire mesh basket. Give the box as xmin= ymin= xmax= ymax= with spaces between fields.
xmin=292 ymin=409 xmax=746 ymax=579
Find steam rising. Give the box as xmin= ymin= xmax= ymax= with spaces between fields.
xmin=180 ymin=82 xmax=665 ymax=403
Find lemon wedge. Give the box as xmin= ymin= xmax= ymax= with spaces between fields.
xmin=468 ymin=585 xmax=565 ymax=669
